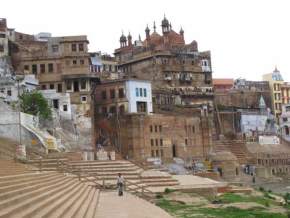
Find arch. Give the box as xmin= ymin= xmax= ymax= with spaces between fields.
xmin=285 ymin=126 xmax=290 ymax=136
xmin=272 ymin=168 xmax=275 ymax=175
xmin=172 ymin=144 xmax=177 ymax=158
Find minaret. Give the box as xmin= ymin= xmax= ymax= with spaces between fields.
xmin=153 ymin=21 xmax=156 ymax=33
xmin=161 ymin=15 xmax=170 ymax=34
xmin=119 ymin=31 xmax=127 ymax=48
xmin=180 ymin=27 xmax=184 ymax=40
xmin=127 ymin=32 xmax=132 ymax=46
xmin=145 ymin=25 xmax=150 ymax=40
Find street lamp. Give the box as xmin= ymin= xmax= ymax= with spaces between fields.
xmin=15 ymin=75 xmax=24 ymax=145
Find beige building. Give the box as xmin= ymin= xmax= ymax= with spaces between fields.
xmin=10 ymin=30 xmax=95 ymax=114
xmin=263 ymin=67 xmax=284 ymax=118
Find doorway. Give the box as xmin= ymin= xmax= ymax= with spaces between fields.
xmin=172 ymin=144 xmax=177 ymax=158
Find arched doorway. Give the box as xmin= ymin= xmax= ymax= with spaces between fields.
xmin=172 ymin=144 xmax=177 ymax=158
xmin=285 ymin=126 xmax=290 ymax=136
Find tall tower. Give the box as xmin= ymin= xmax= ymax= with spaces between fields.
xmin=161 ymin=15 xmax=170 ymax=34
xmin=119 ymin=32 xmax=127 ymax=48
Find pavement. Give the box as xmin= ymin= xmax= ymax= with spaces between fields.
xmin=95 ymin=191 xmax=173 ymax=218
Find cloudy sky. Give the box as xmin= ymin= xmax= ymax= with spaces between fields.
xmin=3 ymin=0 xmax=290 ymax=81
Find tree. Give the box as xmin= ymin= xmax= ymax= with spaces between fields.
xmin=19 ymin=91 xmax=52 ymax=119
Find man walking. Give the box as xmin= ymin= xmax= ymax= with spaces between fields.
xmin=117 ymin=173 xmax=125 ymax=196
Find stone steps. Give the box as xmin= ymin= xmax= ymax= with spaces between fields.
xmin=0 ymin=172 xmax=100 ymax=218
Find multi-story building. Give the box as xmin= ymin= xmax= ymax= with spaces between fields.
xmin=263 ymin=67 xmax=284 ymax=118
xmin=92 ymin=79 xmax=153 ymax=115
xmin=92 ymin=17 xmax=213 ymax=162
xmin=4 ymin=20 xmax=96 ymax=114
xmin=280 ymin=104 xmax=290 ymax=141
xmin=90 ymin=52 xmax=119 ymax=80
xmin=213 ymin=79 xmax=234 ymax=92
xmin=114 ymin=16 xmax=213 ymax=110
xmin=281 ymin=82 xmax=290 ymax=105
xmin=0 ymin=18 xmax=9 ymax=57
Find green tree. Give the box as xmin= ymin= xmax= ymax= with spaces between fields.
xmin=19 ymin=91 xmax=52 ymax=119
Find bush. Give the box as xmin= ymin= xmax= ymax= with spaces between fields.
xmin=156 ymin=193 xmax=163 ymax=199
xmin=265 ymin=202 xmax=270 ymax=207
xmin=268 ymin=189 xmax=272 ymax=193
xmin=164 ymin=188 xmax=174 ymax=194
xmin=259 ymin=187 xmax=265 ymax=192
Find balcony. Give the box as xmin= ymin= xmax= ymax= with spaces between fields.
xmin=164 ymin=76 xmax=172 ymax=81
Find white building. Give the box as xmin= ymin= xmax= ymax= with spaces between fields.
xmin=125 ymin=80 xmax=153 ymax=114
xmin=0 ymin=74 xmax=39 ymax=102
xmin=40 ymin=89 xmax=72 ymax=119
xmin=280 ymin=104 xmax=290 ymax=141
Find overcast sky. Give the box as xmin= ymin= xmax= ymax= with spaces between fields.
xmin=3 ymin=0 xmax=290 ymax=81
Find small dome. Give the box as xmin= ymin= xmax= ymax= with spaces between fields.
xmin=161 ymin=16 xmax=169 ymax=26
xmin=120 ymin=33 xmax=126 ymax=42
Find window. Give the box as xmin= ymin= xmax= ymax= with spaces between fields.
xmin=150 ymin=125 xmax=153 ymax=132
xmin=160 ymin=149 xmax=164 ymax=157
xmin=151 ymin=139 xmax=154 ymax=146
xmin=7 ymin=90 xmax=12 ymax=96
xmin=52 ymin=45 xmax=59 ymax=52
xmin=143 ymin=88 xmax=147 ymax=97
xmin=32 ymin=64 xmax=37 ymax=75
xmin=155 ymin=125 xmax=158 ymax=132
xmin=102 ymin=107 xmax=107 ymax=114
xmin=156 ymin=150 xmax=159 ymax=157
xmin=192 ymin=126 xmax=195 ymax=133
xmin=0 ymin=44 xmax=4 ymax=52
xmin=155 ymin=139 xmax=158 ymax=146
xmin=135 ymin=88 xmax=139 ymax=97
xmin=118 ymin=88 xmax=124 ymax=98
xmin=66 ymin=81 xmax=72 ymax=90
xmin=50 ymin=84 xmax=54 ymax=89
xmin=48 ymin=63 xmax=53 ymax=73
xmin=110 ymin=89 xmax=115 ymax=99
xmin=81 ymin=80 xmax=86 ymax=90
xmin=159 ymin=125 xmax=162 ymax=132
xmin=109 ymin=65 xmax=112 ymax=72
xmin=0 ymin=34 xmax=5 ymax=38
xmin=109 ymin=106 xmax=116 ymax=114
xmin=40 ymin=64 xmax=45 ymax=73
xmin=80 ymin=59 xmax=85 ymax=65
xmin=151 ymin=150 xmax=155 ymax=157
xmin=81 ymin=96 xmax=87 ymax=103
xmin=185 ymin=139 xmax=188 ymax=145
xmin=119 ymin=105 xmax=125 ymax=114
xmin=24 ymin=65 xmax=29 ymax=71
xmin=101 ymin=90 xmax=107 ymax=100
xmin=41 ymin=85 xmax=46 ymax=90
xmin=78 ymin=43 xmax=84 ymax=51
xmin=73 ymin=60 xmax=77 ymax=65
xmin=57 ymin=84 xmax=62 ymax=92
xmin=72 ymin=44 xmax=77 ymax=52
xmin=63 ymin=105 xmax=68 ymax=111
xmin=139 ymin=88 xmax=143 ymax=96
xmin=160 ymin=139 xmax=163 ymax=146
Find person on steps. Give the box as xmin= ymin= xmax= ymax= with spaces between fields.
xmin=117 ymin=173 xmax=125 ymax=196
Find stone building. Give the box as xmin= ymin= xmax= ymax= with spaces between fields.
xmin=90 ymin=52 xmax=119 ymax=80
xmin=89 ymin=16 xmax=214 ymax=162
xmin=3 ymin=19 xmax=96 ymax=114
xmin=92 ymin=79 xmax=153 ymax=115
xmin=0 ymin=18 xmax=9 ymax=57
xmin=114 ymin=16 xmax=213 ymax=110
xmin=213 ymin=78 xmax=234 ymax=92
xmin=263 ymin=67 xmax=284 ymax=118
xmin=281 ymin=82 xmax=290 ymax=105
xmin=280 ymin=104 xmax=290 ymax=141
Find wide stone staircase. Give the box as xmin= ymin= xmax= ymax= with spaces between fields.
xmin=213 ymin=140 xmax=253 ymax=164
xmin=0 ymin=171 xmax=100 ymax=218
xmin=27 ymin=158 xmax=179 ymax=190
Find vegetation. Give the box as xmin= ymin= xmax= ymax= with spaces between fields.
xmin=19 ymin=91 xmax=52 ymax=119
xmin=156 ymin=192 xmax=288 ymax=218
xmin=157 ymin=198 xmax=286 ymax=218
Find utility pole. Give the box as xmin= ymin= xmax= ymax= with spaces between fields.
xmin=17 ymin=78 xmax=22 ymax=145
